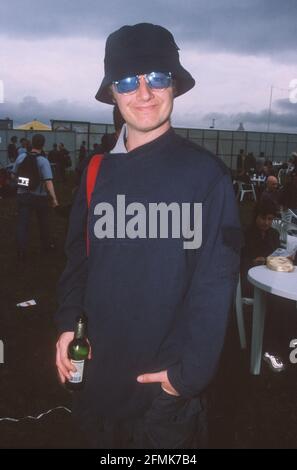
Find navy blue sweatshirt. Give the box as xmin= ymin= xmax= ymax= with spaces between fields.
xmin=55 ymin=128 xmax=240 ymax=421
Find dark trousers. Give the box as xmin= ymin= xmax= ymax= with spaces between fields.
xmin=77 ymin=391 xmax=208 ymax=449
xmin=17 ymin=193 xmax=51 ymax=253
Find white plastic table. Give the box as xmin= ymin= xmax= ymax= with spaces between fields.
xmin=250 ymin=177 xmax=266 ymax=186
xmin=247 ymin=265 xmax=297 ymax=374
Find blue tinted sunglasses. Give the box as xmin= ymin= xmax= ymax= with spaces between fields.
xmin=112 ymin=72 xmax=173 ymax=94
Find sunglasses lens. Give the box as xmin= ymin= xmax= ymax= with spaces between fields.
xmin=115 ymin=76 xmax=139 ymax=93
xmin=113 ymin=72 xmax=172 ymax=94
xmin=147 ymin=72 xmax=172 ymax=89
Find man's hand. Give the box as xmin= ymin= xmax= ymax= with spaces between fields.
xmin=137 ymin=370 xmax=180 ymax=396
xmin=55 ymin=331 xmax=91 ymax=383
xmin=56 ymin=332 xmax=75 ymax=383
xmin=51 ymin=197 xmax=59 ymax=208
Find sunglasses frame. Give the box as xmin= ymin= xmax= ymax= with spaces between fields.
xmin=112 ymin=72 xmax=173 ymax=94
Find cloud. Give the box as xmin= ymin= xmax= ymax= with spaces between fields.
xmin=0 ymin=0 xmax=296 ymax=57
xmin=201 ymin=108 xmax=297 ymax=133
xmin=1 ymin=95 xmax=296 ymax=134
xmin=0 ymin=96 xmax=113 ymax=127
xmin=276 ymin=98 xmax=297 ymax=112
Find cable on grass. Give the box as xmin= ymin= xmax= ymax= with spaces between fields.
xmin=0 ymin=406 xmax=71 ymax=422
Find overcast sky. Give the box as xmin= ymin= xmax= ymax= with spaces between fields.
xmin=0 ymin=0 xmax=296 ymax=132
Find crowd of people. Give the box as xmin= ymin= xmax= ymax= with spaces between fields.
xmin=235 ymin=149 xmax=297 ymax=218
xmin=236 ymin=149 xmax=297 ymax=372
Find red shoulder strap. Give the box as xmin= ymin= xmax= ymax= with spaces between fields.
xmin=86 ymin=154 xmax=104 ymax=255
xmin=86 ymin=154 xmax=104 ymax=208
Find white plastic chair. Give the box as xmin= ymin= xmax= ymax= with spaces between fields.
xmin=281 ymin=209 xmax=297 ymax=224
xmin=272 ymin=218 xmax=297 ymax=248
xmin=288 ymin=209 xmax=297 ymax=224
xmin=237 ymin=181 xmax=257 ymax=202
xmin=272 ymin=219 xmax=288 ymax=247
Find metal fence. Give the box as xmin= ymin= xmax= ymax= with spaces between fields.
xmin=0 ymin=129 xmax=76 ymax=167
xmin=1 ymin=120 xmax=297 ymax=170
xmin=51 ymin=120 xmax=297 ymax=170
xmin=174 ymin=128 xmax=297 ymax=169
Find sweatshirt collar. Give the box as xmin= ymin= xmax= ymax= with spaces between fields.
xmin=110 ymin=124 xmax=175 ymax=158
xmin=110 ymin=124 xmax=128 ymax=154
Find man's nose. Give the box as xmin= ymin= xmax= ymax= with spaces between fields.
xmin=136 ymin=76 xmax=154 ymax=100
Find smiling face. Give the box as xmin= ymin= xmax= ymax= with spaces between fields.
xmin=111 ymin=74 xmax=174 ymax=148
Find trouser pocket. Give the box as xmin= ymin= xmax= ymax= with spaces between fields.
xmin=143 ymin=390 xmax=206 ymax=449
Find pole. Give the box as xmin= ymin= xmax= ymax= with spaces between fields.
xmin=267 ymin=85 xmax=273 ymax=133
xmin=265 ymin=85 xmax=273 ymax=158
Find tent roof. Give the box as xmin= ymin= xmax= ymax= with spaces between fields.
xmin=17 ymin=119 xmax=51 ymax=131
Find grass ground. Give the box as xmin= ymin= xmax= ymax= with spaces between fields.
xmin=0 ymin=180 xmax=296 ymax=448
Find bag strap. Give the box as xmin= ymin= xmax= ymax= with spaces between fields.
xmin=86 ymin=154 xmax=104 ymax=255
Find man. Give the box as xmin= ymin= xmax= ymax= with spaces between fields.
xmin=280 ymin=171 xmax=297 ymax=210
xmin=56 ymin=142 xmax=71 ymax=182
xmin=48 ymin=143 xmax=59 ymax=164
xmin=55 ymin=23 xmax=240 ymax=449
xmin=237 ymin=149 xmax=256 ymax=178
xmin=279 ymin=171 xmax=297 ymax=223
xmin=17 ymin=137 xmax=28 ymax=157
xmin=79 ymin=141 xmax=87 ymax=163
xmin=7 ymin=135 xmax=18 ymax=163
xmin=260 ymin=175 xmax=280 ymax=210
xmin=12 ymin=133 xmax=59 ymax=262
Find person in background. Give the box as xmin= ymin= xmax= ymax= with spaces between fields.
xmin=260 ymin=175 xmax=280 ymax=212
xmin=48 ymin=143 xmax=59 ymax=164
xmin=79 ymin=141 xmax=87 ymax=163
xmin=241 ymin=200 xmax=295 ymax=372
xmin=11 ymin=134 xmax=59 ymax=263
xmin=56 ymin=143 xmax=70 ymax=183
xmin=279 ymin=171 xmax=297 ymax=222
xmin=17 ymin=138 xmax=28 ymax=157
xmin=7 ymin=136 xmax=18 ymax=163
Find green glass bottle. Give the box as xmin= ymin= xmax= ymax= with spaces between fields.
xmin=67 ymin=315 xmax=90 ymax=391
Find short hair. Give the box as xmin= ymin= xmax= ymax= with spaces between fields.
xmin=11 ymin=135 xmax=17 ymax=143
xmin=32 ymin=134 xmax=45 ymax=150
xmin=254 ymin=200 xmax=278 ymax=219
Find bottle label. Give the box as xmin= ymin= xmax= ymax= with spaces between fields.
xmin=69 ymin=360 xmax=85 ymax=383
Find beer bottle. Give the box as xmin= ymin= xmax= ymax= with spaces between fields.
xmin=67 ymin=315 xmax=90 ymax=391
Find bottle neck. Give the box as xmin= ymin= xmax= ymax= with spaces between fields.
xmin=75 ymin=321 xmax=86 ymax=340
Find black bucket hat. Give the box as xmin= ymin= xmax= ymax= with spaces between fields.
xmin=95 ymin=23 xmax=195 ymax=105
